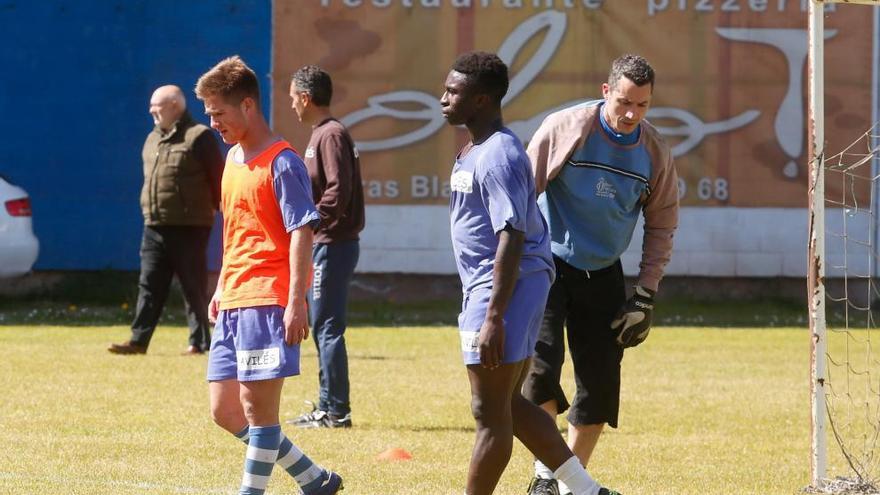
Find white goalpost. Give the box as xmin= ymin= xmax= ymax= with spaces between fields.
xmin=809 ymin=0 xmax=880 ymax=492
xmin=808 ymin=0 xmax=828 ymax=486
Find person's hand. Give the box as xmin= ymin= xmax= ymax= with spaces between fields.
xmin=208 ymin=288 xmax=222 ymax=324
xmin=283 ymin=298 xmax=310 ymax=346
xmin=478 ymin=316 xmax=505 ymax=369
xmin=611 ymin=286 xmax=655 ymax=348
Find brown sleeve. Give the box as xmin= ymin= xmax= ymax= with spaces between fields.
xmin=638 ymin=129 xmax=679 ymax=292
xmin=315 ymin=129 xmax=354 ymax=225
xmin=527 ymin=108 xmax=590 ymax=194
xmin=526 ymin=115 xmax=556 ymax=195
xmin=193 ymin=129 xmax=224 ymax=209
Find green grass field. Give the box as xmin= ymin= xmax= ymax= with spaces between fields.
xmin=0 ymin=321 xmax=819 ymax=494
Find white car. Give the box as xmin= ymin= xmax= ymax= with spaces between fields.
xmin=0 ymin=175 xmax=39 ymax=277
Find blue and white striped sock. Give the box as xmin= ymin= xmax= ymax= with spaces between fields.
xmin=239 ymin=424 xmax=281 ymax=495
xmin=235 ymin=425 xmax=330 ymax=494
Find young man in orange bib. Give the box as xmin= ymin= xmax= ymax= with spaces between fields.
xmin=196 ymin=56 xmax=343 ymax=495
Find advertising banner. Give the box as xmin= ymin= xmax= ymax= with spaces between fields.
xmin=271 ymin=1 xmax=877 ymax=275
xmin=273 ymin=1 xmax=873 ymax=207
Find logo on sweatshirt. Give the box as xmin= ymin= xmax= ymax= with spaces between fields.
xmin=595 ymin=177 xmax=616 ymax=199
xmin=305 ymin=146 xmax=316 ymax=158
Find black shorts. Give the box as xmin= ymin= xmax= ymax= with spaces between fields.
xmin=521 ymin=256 xmax=626 ymax=428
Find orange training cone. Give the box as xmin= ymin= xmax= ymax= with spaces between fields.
xmin=376 ymin=447 xmax=413 ymax=461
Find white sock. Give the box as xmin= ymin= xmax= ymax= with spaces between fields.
xmin=558 ymin=479 xmax=572 ymax=495
xmin=534 ymin=459 xmax=555 ymax=479
xmin=553 ymin=456 xmax=599 ymax=495
xmin=536 ymin=459 xmax=572 ymax=494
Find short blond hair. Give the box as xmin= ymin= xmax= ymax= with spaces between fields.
xmin=195 ymin=55 xmax=260 ymax=106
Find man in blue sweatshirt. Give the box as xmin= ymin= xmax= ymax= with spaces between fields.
xmin=523 ymin=54 xmax=679 ymax=495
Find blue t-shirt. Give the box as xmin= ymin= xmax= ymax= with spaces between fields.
xmin=449 ymin=127 xmax=554 ymax=294
xmin=539 ymin=101 xmax=652 ymax=271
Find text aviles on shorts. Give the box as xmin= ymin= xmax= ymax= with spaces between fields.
xmin=207 ymin=305 xmax=301 ymax=382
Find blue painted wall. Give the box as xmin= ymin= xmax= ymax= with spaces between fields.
xmin=0 ymin=1 xmax=271 ymax=270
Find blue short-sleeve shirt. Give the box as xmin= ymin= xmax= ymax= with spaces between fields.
xmin=449 ymin=128 xmax=554 ymax=294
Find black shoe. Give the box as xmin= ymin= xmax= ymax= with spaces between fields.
xmin=287 ymin=401 xmax=324 ymax=426
xmin=527 ymin=477 xmax=559 ymax=495
xmin=298 ymin=410 xmax=352 ymax=429
xmin=287 ymin=401 xmax=352 ymax=428
xmin=598 ymin=488 xmax=622 ymax=495
xmin=312 ymin=471 xmax=344 ymax=494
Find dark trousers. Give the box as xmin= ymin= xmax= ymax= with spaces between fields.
xmin=130 ymin=225 xmax=212 ymax=350
xmin=308 ymin=240 xmax=359 ymax=416
xmin=522 ymin=257 xmax=626 ymax=428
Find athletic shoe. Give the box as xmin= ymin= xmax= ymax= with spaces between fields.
xmin=298 ymin=410 xmax=352 ymax=429
xmin=556 ymin=485 xmax=620 ymax=495
xmin=312 ymin=471 xmax=343 ymax=494
xmin=527 ymin=477 xmax=559 ymax=495
xmin=287 ymin=401 xmax=326 ymax=426
xmin=287 ymin=401 xmax=352 ymax=428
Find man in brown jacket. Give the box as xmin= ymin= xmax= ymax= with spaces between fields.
xmin=522 ymin=55 xmax=679 ymax=495
xmin=286 ymin=66 xmax=365 ymax=428
xmin=109 ymin=85 xmax=223 ymax=355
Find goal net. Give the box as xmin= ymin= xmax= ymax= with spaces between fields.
xmin=809 ymin=1 xmax=880 ymax=492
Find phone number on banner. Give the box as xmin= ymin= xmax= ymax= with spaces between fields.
xmin=678 ymin=177 xmax=729 ymax=202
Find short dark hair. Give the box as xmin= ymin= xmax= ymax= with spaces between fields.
xmin=195 ymin=55 xmax=260 ymax=106
xmin=452 ymin=51 xmax=509 ymax=104
xmin=608 ymin=54 xmax=655 ymax=90
xmin=292 ymin=65 xmax=333 ymax=107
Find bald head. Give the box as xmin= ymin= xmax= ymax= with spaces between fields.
xmin=149 ymin=85 xmax=186 ymax=131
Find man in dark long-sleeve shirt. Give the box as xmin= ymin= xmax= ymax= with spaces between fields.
xmin=287 ymin=66 xmax=365 ymax=428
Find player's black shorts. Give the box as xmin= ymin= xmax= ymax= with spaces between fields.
xmin=521 ymin=256 xmax=626 ymax=428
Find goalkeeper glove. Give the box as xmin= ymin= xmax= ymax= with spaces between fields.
xmin=611 ymin=286 xmax=655 ymax=348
